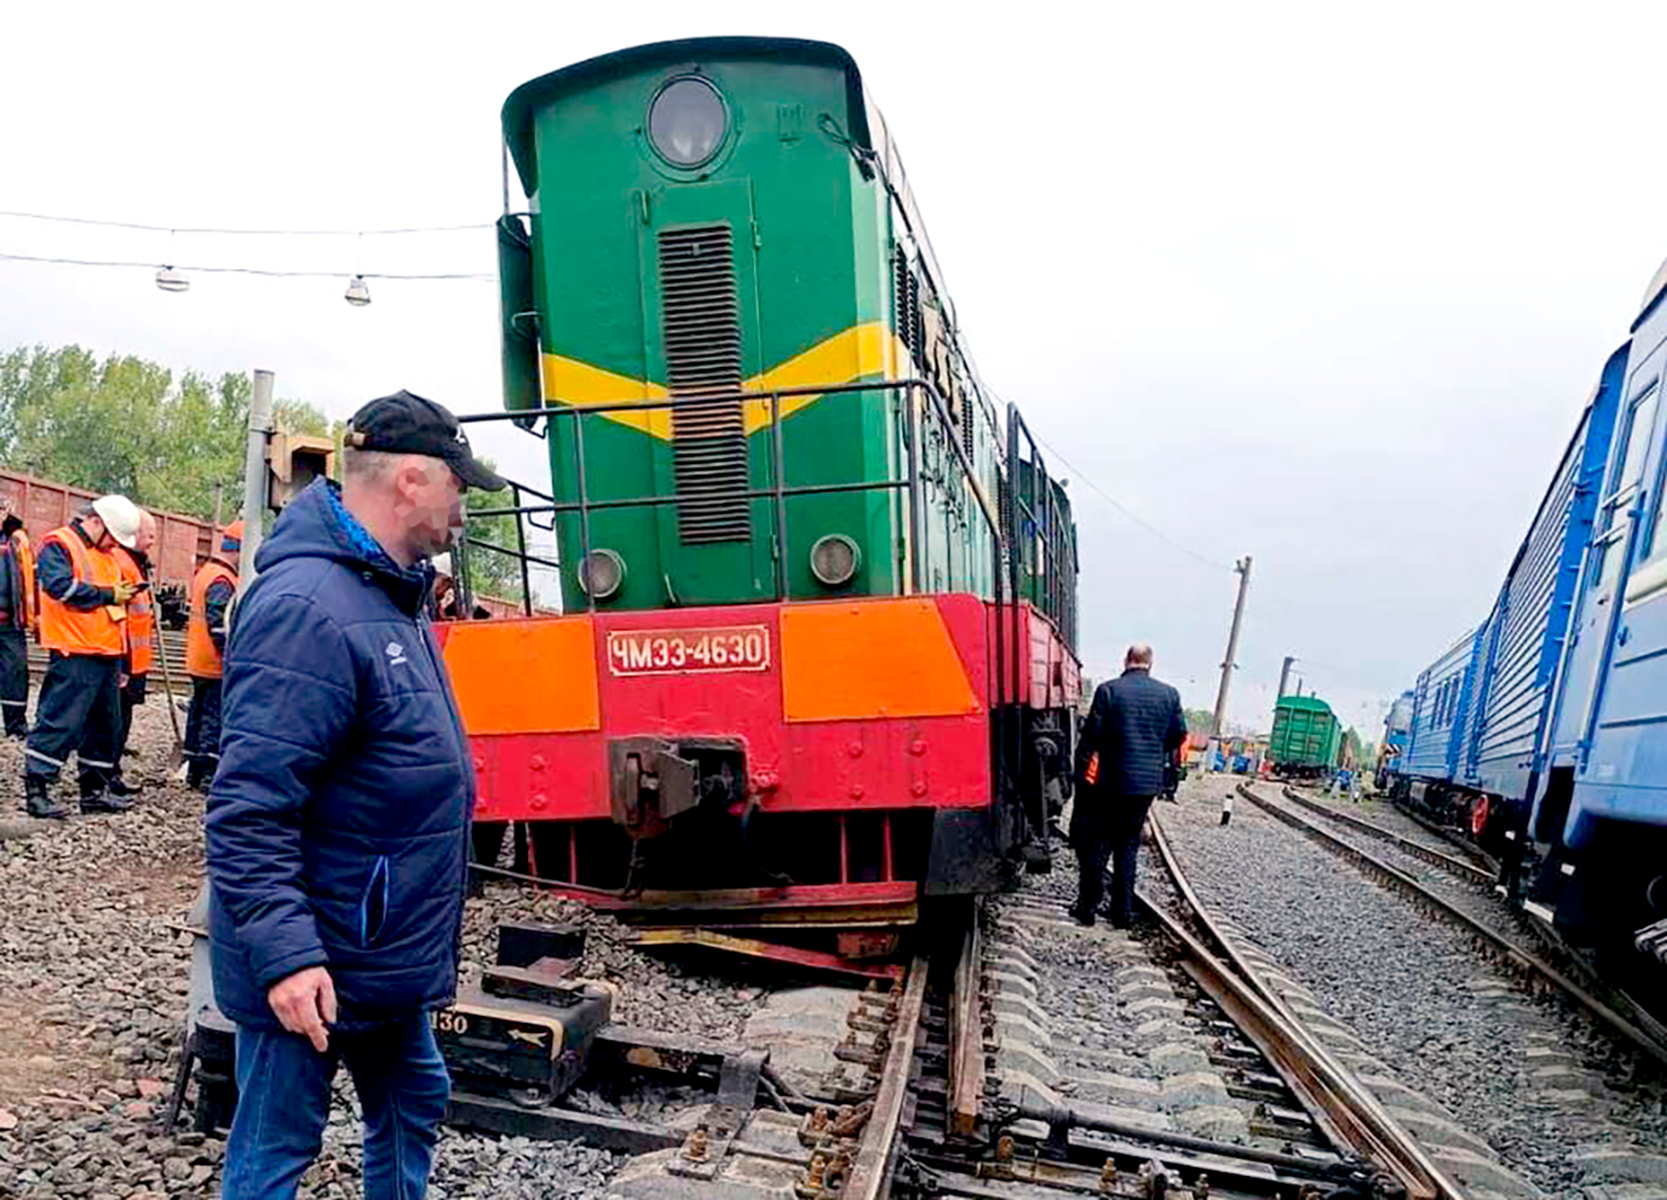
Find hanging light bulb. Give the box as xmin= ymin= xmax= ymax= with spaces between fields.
xmin=155 ymin=265 xmax=189 ymax=293
xmin=344 ymin=274 xmax=371 ymax=307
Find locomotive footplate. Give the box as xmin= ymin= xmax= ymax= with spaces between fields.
xmin=437 ymin=921 xmax=775 ymax=1152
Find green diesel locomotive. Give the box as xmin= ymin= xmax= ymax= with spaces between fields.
xmin=447 ymin=39 xmax=1081 ymax=949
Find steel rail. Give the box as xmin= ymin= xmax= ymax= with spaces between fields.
xmin=1275 ymin=786 xmax=1495 ymax=885
xmin=948 ymin=915 xmax=985 ymax=1136
xmin=1142 ymin=812 xmax=1464 ymax=1200
xmin=1238 ymin=783 xmax=1667 ymax=1069
xmin=1387 ymin=797 xmax=1503 ymax=878
xmin=844 ymin=953 xmax=930 ymax=1200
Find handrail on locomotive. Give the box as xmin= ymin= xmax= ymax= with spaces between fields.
xmin=453 ymin=375 xmax=1073 ymax=655
xmin=448 ymin=375 xmax=1078 ymax=843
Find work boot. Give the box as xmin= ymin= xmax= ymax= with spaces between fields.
xmin=108 ymin=775 xmax=143 ymax=799
xmin=80 ymin=788 xmax=135 ymax=816
xmin=24 ymin=776 xmax=69 ymax=820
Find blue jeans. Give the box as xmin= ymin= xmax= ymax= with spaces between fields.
xmin=223 ymin=1013 xmax=451 ymax=1200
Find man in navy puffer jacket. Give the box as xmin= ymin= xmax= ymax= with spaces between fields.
xmin=207 ymin=391 xmax=503 ymax=1200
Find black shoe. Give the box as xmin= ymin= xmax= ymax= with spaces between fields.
xmin=1070 ymin=907 xmax=1096 ymax=927
xmin=80 ymin=791 xmax=135 ymax=815
xmin=108 ymin=776 xmax=143 ymax=798
xmin=24 ymin=777 xmax=69 ymax=820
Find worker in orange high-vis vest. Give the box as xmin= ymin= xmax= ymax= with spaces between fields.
xmin=185 ymin=520 xmax=241 ymax=792
xmin=0 ymin=500 xmax=35 ymax=739
xmin=24 ymin=495 xmax=143 ymax=820
xmin=109 ymin=510 xmax=159 ymax=798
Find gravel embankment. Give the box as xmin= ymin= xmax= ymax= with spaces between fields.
xmin=0 ymin=702 xmax=772 ymax=1199
xmin=1158 ymin=775 xmax=1667 ymax=1198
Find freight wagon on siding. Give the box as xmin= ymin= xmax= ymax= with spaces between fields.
xmin=441 ymin=37 xmax=1083 ymax=968
xmin=1266 ymin=695 xmax=1342 ymax=779
xmin=0 ymin=468 xmax=223 ymax=628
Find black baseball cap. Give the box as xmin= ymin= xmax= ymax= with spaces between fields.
xmin=344 ymin=390 xmax=506 ymax=492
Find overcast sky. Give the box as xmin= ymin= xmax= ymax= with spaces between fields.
xmin=4 ymin=1 xmax=1664 ymax=732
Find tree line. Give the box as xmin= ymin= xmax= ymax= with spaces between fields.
xmin=0 ymin=344 xmax=527 ymax=601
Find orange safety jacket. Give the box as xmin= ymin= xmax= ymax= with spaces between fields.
xmin=38 ymin=526 xmax=125 ymax=657
xmin=3 ymin=529 xmax=35 ymax=633
xmin=187 ymin=558 xmax=238 ymax=679
xmin=111 ymin=546 xmax=155 ymax=677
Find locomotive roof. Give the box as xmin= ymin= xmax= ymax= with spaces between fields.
xmin=501 ymin=37 xmax=1004 ymax=456
xmin=501 ymin=38 xmax=871 ymax=196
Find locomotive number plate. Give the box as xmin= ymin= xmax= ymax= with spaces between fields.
xmin=608 ymin=625 xmax=771 ymax=676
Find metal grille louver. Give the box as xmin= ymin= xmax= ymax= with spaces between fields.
xmin=893 ymin=249 xmax=920 ymax=362
xmin=660 ymin=224 xmax=749 ymax=544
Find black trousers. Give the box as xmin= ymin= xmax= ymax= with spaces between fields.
xmin=0 ymin=628 xmax=28 ymax=737
xmin=184 ymin=677 xmax=223 ymax=787
xmin=1073 ymin=793 xmax=1155 ymax=925
xmin=26 ymin=652 xmax=121 ymax=793
xmin=116 ymin=673 xmax=147 ymax=776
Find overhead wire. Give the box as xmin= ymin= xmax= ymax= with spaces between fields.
xmin=0 ymin=250 xmax=491 ymax=281
xmin=1027 ymin=428 xmax=1236 ymax=573
xmin=0 ymin=209 xmax=490 ymax=237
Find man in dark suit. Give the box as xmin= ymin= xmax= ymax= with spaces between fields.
xmin=1070 ymin=644 xmax=1187 ymax=927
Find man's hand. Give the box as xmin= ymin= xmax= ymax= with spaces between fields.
xmin=267 ymin=966 xmax=337 ymax=1052
xmin=111 ymin=580 xmax=137 ymax=605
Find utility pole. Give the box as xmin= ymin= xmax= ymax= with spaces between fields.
xmin=240 ymin=369 xmax=276 ymax=589
xmin=1211 ymin=555 xmax=1253 ymax=738
xmin=1277 ymin=655 xmax=1296 ymax=700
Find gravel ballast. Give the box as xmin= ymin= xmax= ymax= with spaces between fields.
xmin=1157 ymin=775 xmax=1667 ymax=1198
xmin=0 ymin=702 xmax=776 ymax=1198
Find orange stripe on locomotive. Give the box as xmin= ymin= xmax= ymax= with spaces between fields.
xmin=439 ymin=595 xmax=992 ymax=823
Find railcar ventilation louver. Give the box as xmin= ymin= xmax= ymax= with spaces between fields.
xmin=660 ymin=224 xmax=749 ymax=544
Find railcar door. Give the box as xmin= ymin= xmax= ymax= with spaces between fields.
xmin=1574 ymin=344 xmax=1665 ymax=796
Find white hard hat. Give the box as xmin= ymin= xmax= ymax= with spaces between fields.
xmin=91 ymin=495 xmax=141 ymax=549
xmin=431 ymin=552 xmax=453 ymax=579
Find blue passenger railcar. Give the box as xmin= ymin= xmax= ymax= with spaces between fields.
xmin=1390 ymin=346 xmax=1623 ymax=852
xmin=1400 ymin=628 xmax=1483 ymax=789
xmin=1529 ymin=271 xmax=1667 ymax=948
xmin=1375 ymin=690 xmax=1414 ymax=788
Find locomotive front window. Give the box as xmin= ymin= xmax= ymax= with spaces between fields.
xmin=649 ymin=77 xmax=727 ymax=167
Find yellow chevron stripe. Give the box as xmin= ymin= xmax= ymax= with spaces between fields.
xmin=539 ymin=322 xmax=910 ymax=442
xmin=538 ymin=355 xmax=672 ymax=440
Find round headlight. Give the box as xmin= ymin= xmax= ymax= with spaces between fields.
xmin=810 ymin=535 xmax=861 ymax=588
xmin=578 ymin=549 xmax=626 ymax=600
xmin=648 ymin=77 xmax=727 ymax=168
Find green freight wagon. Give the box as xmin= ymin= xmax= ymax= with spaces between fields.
xmin=1267 ymin=696 xmax=1342 ymax=779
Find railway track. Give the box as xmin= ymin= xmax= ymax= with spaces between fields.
xmin=1235 ymin=782 xmax=1667 ymax=1070
xmin=495 ymin=819 xmax=1495 ymax=1200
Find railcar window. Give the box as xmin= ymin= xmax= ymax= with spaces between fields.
xmin=1642 ymin=416 xmax=1667 ymax=567
xmin=1596 ymin=384 xmax=1659 ymax=588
